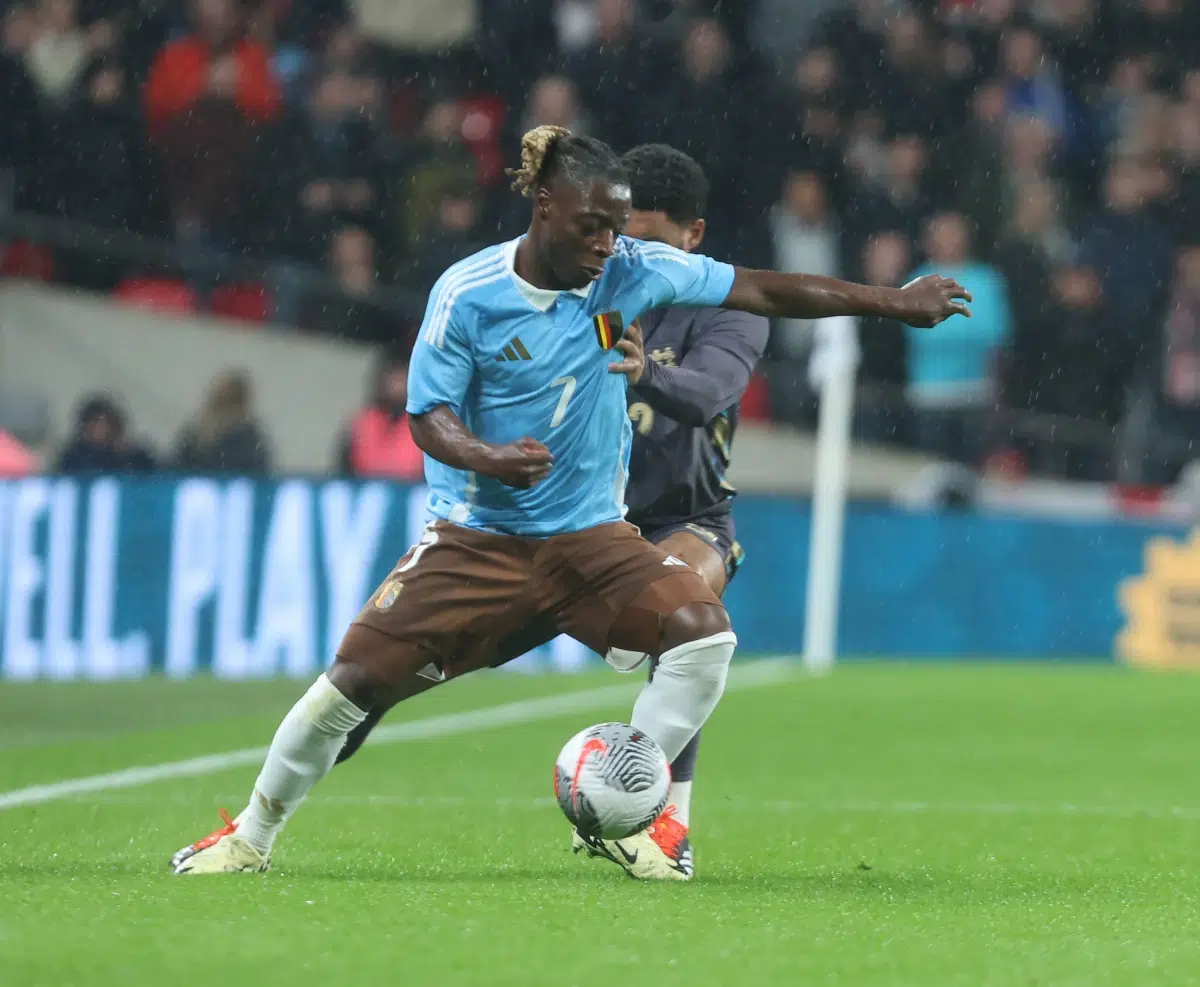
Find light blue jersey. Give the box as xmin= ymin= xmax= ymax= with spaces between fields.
xmin=406 ymin=236 xmax=736 ymax=536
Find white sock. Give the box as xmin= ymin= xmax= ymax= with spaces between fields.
xmin=236 ymin=673 xmax=366 ymax=855
xmin=630 ymin=631 xmax=736 ymax=763
xmin=668 ymin=780 xmax=693 ymax=828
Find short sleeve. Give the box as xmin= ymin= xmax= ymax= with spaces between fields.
xmin=632 ymin=241 xmax=736 ymax=310
xmin=406 ymin=283 xmax=475 ymax=416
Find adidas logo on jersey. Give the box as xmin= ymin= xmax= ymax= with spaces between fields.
xmin=495 ymin=337 xmax=532 ymax=362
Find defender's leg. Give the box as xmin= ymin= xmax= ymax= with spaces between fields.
xmin=642 ymin=527 xmax=731 ymax=827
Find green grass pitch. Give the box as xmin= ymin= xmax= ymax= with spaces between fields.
xmin=3 ymin=660 xmax=1200 ymax=986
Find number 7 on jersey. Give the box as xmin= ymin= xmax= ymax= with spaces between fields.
xmin=549 ymin=375 xmax=576 ymax=428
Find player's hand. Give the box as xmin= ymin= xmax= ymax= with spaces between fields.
xmin=483 ymin=437 xmax=554 ymax=489
xmin=894 ymin=275 xmax=973 ymax=328
xmin=608 ymin=319 xmax=645 ymax=384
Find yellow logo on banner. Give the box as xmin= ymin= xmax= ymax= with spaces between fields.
xmin=1118 ymin=529 xmax=1200 ymax=668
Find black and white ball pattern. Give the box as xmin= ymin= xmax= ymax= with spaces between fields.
xmin=553 ymin=722 xmax=671 ymax=840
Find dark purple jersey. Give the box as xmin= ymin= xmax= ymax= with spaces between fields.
xmin=624 ymin=305 xmax=769 ymax=529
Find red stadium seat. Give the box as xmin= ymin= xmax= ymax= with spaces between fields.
xmin=210 ymin=282 xmax=271 ymax=324
xmin=739 ymin=372 xmax=771 ymax=422
xmin=0 ymin=240 xmax=56 ymax=281
xmin=113 ymin=278 xmax=197 ymax=314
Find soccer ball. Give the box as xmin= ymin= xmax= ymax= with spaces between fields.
xmin=553 ymin=723 xmax=670 ymax=840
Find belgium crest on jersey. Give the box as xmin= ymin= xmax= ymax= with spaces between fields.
xmin=373 ymin=576 xmax=403 ymax=611
xmin=593 ymin=310 xmax=624 ymax=350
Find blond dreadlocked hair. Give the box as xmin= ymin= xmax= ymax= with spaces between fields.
xmin=505 ymin=126 xmax=627 ymax=199
xmin=507 ymin=126 xmax=570 ymax=197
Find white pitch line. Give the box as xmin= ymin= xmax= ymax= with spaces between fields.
xmin=0 ymin=660 xmax=795 ymax=811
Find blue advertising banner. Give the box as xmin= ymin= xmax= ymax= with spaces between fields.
xmin=0 ymin=477 xmax=1186 ymax=679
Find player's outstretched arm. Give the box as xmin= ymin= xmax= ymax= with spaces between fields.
xmin=721 ymin=269 xmax=973 ymax=329
xmin=626 ymin=313 xmax=768 ymax=427
xmin=410 ymin=405 xmax=554 ymax=489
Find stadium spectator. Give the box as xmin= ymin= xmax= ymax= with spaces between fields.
xmin=1120 ymin=242 xmax=1200 ymax=483
xmin=1004 ymin=258 xmax=1124 ymax=483
xmin=244 ymin=0 xmax=312 ymax=106
xmin=905 ymin=211 xmax=1013 ymax=464
xmin=1037 ymin=0 xmax=1107 ymax=96
xmin=854 ymin=230 xmax=913 ymax=446
xmin=751 ymin=0 xmax=843 ymax=68
xmin=174 ymin=369 xmax=271 ymax=474
xmin=1174 ymin=75 xmax=1200 ymax=238
xmin=57 ymin=395 xmax=157 ymax=473
xmin=771 ymin=170 xmax=840 ymax=357
xmin=859 ymin=7 xmax=954 ymax=141
xmin=643 ymin=19 xmax=734 ymax=199
xmin=0 ymin=6 xmax=43 ymax=210
xmin=394 ymin=98 xmax=477 ymax=256
xmin=47 ymin=55 xmax=155 ymax=286
xmin=564 ymin=0 xmax=654 ymax=151
xmin=520 ymin=74 xmax=589 ymax=137
xmin=993 ymin=177 xmax=1072 ymax=358
xmin=252 ymin=63 xmax=386 ymax=265
xmin=298 ymin=225 xmax=389 ymax=342
xmin=408 ymin=185 xmax=487 ymax=294
xmin=999 ymin=22 xmax=1072 ymax=148
xmin=336 ymin=351 xmax=423 ymax=480
xmin=1112 ymin=0 xmax=1199 ymax=75
xmin=842 ymin=133 xmax=933 ymax=275
xmin=24 ymin=0 xmax=94 ymax=103
xmin=951 ymin=80 xmax=1011 ymax=248
xmin=144 ymin=0 xmax=280 ymax=135
xmin=857 ymin=231 xmax=912 ymax=391
xmin=1157 ymin=243 xmax=1200 ymax=441
xmin=786 ymin=44 xmax=847 ymax=168
xmin=811 ymin=0 xmax=888 ymax=94
xmin=145 ymin=0 xmax=281 ymax=261
xmin=1078 ymin=156 xmax=1173 ymax=329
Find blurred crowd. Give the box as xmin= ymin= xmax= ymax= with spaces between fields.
xmin=2 ymin=0 xmax=1200 ymax=481
xmin=53 ymin=349 xmax=423 ymax=480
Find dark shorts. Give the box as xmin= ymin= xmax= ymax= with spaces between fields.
xmin=338 ymin=519 xmax=722 ymax=688
xmin=640 ymin=514 xmax=745 ymax=583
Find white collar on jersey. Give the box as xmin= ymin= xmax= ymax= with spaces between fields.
xmin=503 ymin=238 xmax=593 ymax=312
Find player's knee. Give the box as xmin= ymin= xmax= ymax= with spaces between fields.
xmin=327 ymin=658 xmax=388 ymax=711
xmin=660 ymin=601 xmax=731 ymax=653
xmin=654 ymin=617 xmax=737 ymax=710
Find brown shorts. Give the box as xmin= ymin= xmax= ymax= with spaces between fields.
xmin=337 ymin=519 xmax=721 ymax=688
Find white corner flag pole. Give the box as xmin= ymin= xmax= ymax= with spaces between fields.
xmin=803 ymin=316 xmax=860 ymax=673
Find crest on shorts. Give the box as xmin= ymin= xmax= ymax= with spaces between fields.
xmin=593 ymin=310 xmax=623 ymax=350
xmin=373 ymin=576 xmax=404 ymax=611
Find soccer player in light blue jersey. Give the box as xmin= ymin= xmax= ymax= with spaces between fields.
xmin=172 ymin=126 xmax=971 ymax=880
